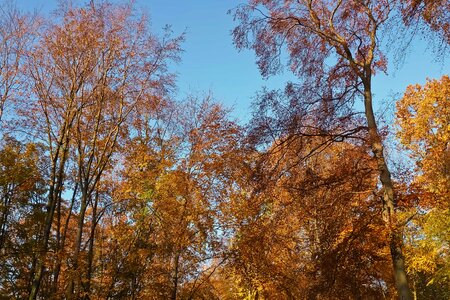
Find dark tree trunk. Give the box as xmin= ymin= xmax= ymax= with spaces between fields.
xmin=362 ymin=77 xmax=412 ymax=300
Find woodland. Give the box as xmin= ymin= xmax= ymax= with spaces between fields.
xmin=0 ymin=0 xmax=449 ymax=299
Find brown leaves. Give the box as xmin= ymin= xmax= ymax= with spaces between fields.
xmin=232 ymin=0 xmax=392 ymax=84
xmin=401 ymin=0 xmax=450 ymax=45
xmin=227 ymin=135 xmax=393 ymax=298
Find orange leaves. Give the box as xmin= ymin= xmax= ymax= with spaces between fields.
xmin=227 ymin=134 xmax=392 ymax=298
xmin=0 ymin=2 xmax=36 ymax=123
xmin=8 ymin=1 xmax=186 ymax=298
xmin=0 ymin=138 xmax=46 ymax=297
xmin=0 ymin=0 xmax=446 ymax=297
xmin=97 ymin=93 xmax=244 ymax=299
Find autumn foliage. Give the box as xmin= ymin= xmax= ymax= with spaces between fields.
xmin=0 ymin=0 xmax=448 ymax=299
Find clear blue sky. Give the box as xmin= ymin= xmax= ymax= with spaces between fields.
xmin=18 ymin=0 xmax=449 ymax=123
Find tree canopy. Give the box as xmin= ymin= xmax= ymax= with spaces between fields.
xmin=0 ymin=0 xmax=448 ymax=299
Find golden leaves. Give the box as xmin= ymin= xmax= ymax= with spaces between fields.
xmin=396 ymin=75 xmax=450 ymax=204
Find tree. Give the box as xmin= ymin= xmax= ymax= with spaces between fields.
xmin=23 ymin=1 xmax=183 ymax=298
xmin=403 ymin=208 xmax=450 ymax=299
xmin=401 ymin=0 xmax=450 ymax=45
xmin=396 ymin=75 xmax=450 ymax=299
xmin=232 ymin=1 xmax=413 ymax=298
xmin=227 ymin=134 xmax=394 ymax=299
xmin=87 ymin=94 xmax=241 ymax=299
xmin=396 ymin=75 xmax=450 ymax=203
xmin=0 ymin=1 xmax=35 ymax=124
xmin=0 ymin=137 xmax=46 ymax=298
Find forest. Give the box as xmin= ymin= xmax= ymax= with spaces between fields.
xmin=0 ymin=0 xmax=448 ymax=299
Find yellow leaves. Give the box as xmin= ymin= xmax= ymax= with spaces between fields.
xmin=407 ymin=248 xmax=438 ymax=274
xmin=396 ymin=75 xmax=450 ymax=205
xmin=404 ymin=208 xmax=450 ymax=293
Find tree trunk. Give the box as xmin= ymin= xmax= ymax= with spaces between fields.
xmin=52 ymin=184 xmax=77 ymax=295
xmin=29 ymin=189 xmax=58 ymax=299
xmin=84 ymin=190 xmax=99 ymax=298
xmin=172 ymin=252 xmax=181 ymax=300
xmin=67 ymin=185 xmax=89 ymax=299
xmin=363 ymin=77 xmax=412 ymax=300
xmin=29 ymin=147 xmax=68 ymax=300
xmin=29 ymin=95 xmax=77 ymax=299
xmin=0 ymin=188 xmax=11 ymax=250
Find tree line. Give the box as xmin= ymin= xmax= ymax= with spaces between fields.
xmin=0 ymin=0 xmax=448 ymax=299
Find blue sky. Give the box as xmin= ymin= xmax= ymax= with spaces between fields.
xmin=18 ymin=0 xmax=449 ymax=123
